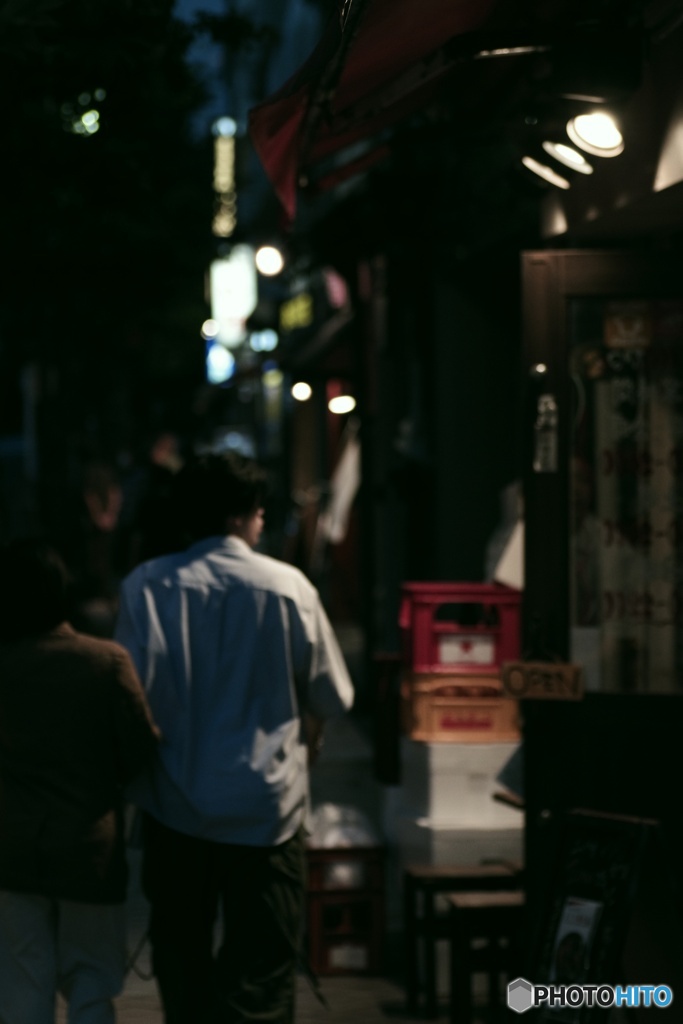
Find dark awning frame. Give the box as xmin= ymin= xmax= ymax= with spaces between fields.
xmin=248 ymin=0 xmax=500 ymax=221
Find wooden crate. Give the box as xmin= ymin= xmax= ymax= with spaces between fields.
xmin=401 ymin=672 xmax=520 ymax=743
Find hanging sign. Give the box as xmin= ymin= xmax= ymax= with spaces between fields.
xmin=501 ymin=661 xmax=584 ymax=700
xmin=210 ymin=245 xmax=257 ymax=347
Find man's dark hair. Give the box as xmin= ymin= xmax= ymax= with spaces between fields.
xmin=173 ymin=452 xmax=267 ymax=541
xmin=0 ymin=539 xmax=69 ymax=641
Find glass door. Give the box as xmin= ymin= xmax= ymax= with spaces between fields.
xmin=522 ymin=250 xmax=683 ymax=694
xmin=570 ymin=298 xmax=683 ymax=693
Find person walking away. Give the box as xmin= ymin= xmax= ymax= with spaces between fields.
xmin=0 ymin=539 xmax=160 ymax=1024
xmin=114 ymin=452 xmax=354 ymax=1024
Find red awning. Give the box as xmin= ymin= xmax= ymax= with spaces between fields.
xmin=248 ymin=0 xmax=501 ymax=221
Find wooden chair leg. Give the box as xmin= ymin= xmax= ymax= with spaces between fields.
xmin=404 ymin=873 xmax=419 ymax=1014
xmin=424 ymin=893 xmax=438 ymax=1018
xmin=449 ymin=906 xmax=472 ymax=1024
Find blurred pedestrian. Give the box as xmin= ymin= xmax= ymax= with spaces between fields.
xmin=0 ymin=539 xmax=160 ymax=1024
xmin=115 ymin=452 xmax=354 ymax=1024
xmin=117 ymin=431 xmax=185 ymax=573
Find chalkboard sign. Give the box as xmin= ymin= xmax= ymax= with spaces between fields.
xmin=527 ymin=809 xmax=683 ymax=1022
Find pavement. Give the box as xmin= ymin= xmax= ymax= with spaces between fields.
xmin=57 ymin=711 xmax=434 ymax=1024
xmin=57 ymin=676 xmax=506 ymax=1023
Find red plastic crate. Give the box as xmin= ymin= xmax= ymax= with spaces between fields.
xmin=398 ymin=582 xmax=521 ymax=675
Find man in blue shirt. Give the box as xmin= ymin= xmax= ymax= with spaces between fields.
xmin=115 ymin=452 xmax=354 ymax=1023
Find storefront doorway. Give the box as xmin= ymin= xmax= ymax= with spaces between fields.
xmin=520 ymin=249 xmax=683 ymax=943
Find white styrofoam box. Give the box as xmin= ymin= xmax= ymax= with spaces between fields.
xmin=399 ymin=739 xmax=521 ymax=824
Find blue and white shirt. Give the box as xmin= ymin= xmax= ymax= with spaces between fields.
xmin=115 ymin=535 xmax=354 ymax=846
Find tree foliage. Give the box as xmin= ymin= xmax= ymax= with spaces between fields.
xmin=0 ymin=0 xmax=214 ymax=377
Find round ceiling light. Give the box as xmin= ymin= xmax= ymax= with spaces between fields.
xmin=213 ymin=116 xmax=237 ymax=137
xmin=328 ymin=395 xmax=356 ymax=415
xmin=566 ymin=112 xmax=624 ymax=157
xmin=542 ymin=141 xmax=594 ymax=175
xmin=255 ymin=245 xmax=285 ymax=276
xmin=521 ymin=156 xmax=571 ymax=190
xmin=291 ymin=382 xmax=312 ymax=402
xmin=201 ymin=318 xmax=220 ymax=339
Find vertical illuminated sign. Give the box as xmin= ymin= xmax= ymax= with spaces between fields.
xmin=212 ymin=118 xmax=237 ymax=237
xmin=210 ymin=245 xmax=257 ymax=347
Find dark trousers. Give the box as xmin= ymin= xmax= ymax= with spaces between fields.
xmin=141 ymin=815 xmax=306 ymax=1024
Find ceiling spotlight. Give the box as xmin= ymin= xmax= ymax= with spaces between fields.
xmin=206 ymin=342 xmax=235 ymax=385
xmin=542 ymin=141 xmax=594 ymax=175
xmin=255 ymin=245 xmax=285 ymax=276
xmin=522 ymin=156 xmax=571 ymax=190
xmin=566 ymin=112 xmax=624 ymax=157
xmin=328 ymin=395 xmax=356 ymax=415
xmin=201 ymin=318 xmax=220 ymax=339
xmin=475 ymin=45 xmax=549 ymax=58
xmin=291 ymin=382 xmax=312 ymax=402
xmin=213 ymin=116 xmax=237 ymax=137
xmin=250 ymin=329 xmax=278 ymax=352
xmin=263 ymin=368 xmax=283 ymax=389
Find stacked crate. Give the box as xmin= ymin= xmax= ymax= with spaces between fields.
xmin=398 ymin=582 xmax=521 ymax=743
xmin=389 ymin=582 xmax=524 ymax=882
xmin=306 ymin=845 xmax=384 ymax=975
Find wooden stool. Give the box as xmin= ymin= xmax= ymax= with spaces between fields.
xmin=447 ymin=890 xmax=525 ymax=1024
xmin=403 ymin=862 xmax=523 ymax=1018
